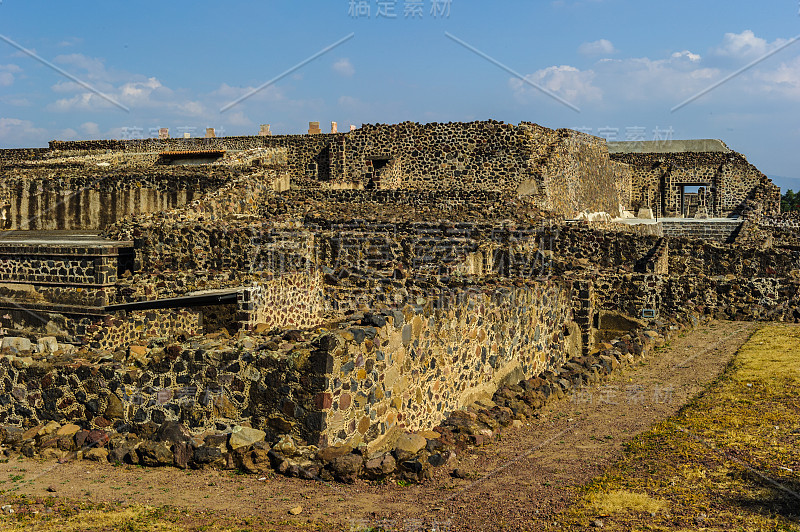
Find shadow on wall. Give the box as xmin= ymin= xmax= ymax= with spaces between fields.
xmin=3 ymin=186 xmax=197 ymax=231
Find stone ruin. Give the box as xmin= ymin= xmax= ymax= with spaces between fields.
xmin=0 ymin=120 xmax=794 ymax=482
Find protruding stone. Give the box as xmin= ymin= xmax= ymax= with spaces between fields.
xmin=105 ymin=394 xmax=124 ymax=420
xmin=85 ymin=448 xmax=109 ymax=462
xmin=229 ymin=426 xmax=266 ymax=450
xmin=1 ymin=337 xmax=31 ymax=352
xmin=394 ymin=432 xmax=427 ymax=459
xmin=55 ymin=424 xmax=81 ymax=438
xmin=330 ymin=453 xmax=362 ymax=483
xmin=137 ymin=441 xmax=173 ymax=466
xmin=37 ymin=337 xmax=59 ymax=353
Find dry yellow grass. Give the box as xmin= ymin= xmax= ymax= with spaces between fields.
xmin=563 ymin=323 xmax=800 ymax=531
xmin=587 ymin=489 xmax=666 ymax=515
xmin=734 ymin=323 xmax=800 ymax=382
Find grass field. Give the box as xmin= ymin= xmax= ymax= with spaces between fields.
xmin=562 ymin=323 xmax=800 ymax=531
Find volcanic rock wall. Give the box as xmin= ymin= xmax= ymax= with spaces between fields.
xmin=0 ymin=165 xmax=234 ymax=230
xmin=43 ymin=121 xmax=634 ymax=217
xmin=0 ymin=279 xmax=578 ymax=451
xmin=611 ymin=151 xmax=780 ymax=217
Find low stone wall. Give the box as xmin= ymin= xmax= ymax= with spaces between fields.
xmin=0 ymin=243 xmax=122 ymax=286
xmin=593 ymin=272 xmax=800 ymax=322
xmin=0 ymin=284 xmax=114 ymax=307
xmin=0 ymin=279 xmax=577 ymax=451
xmin=0 ymin=148 xmax=50 ymax=162
xmin=0 ymin=306 xmax=199 ymax=349
xmin=0 ymin=166 xmax=233 ymax=230
xmin=668 ymin=238 xmax=800 ymax=277
xmin=318 ymin=280 xmax=576 ymax=451
xmin=0 ymin=310 xmax=684 ymax=485
xmin=237 ymin=273 xmax=327 ymax=331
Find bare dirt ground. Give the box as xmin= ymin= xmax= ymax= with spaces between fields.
xmin=0 ymin=320 xmax=759 ymax=531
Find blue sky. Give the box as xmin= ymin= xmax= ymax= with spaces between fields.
xmin=1 ymin=1 xmax=799 ymax=189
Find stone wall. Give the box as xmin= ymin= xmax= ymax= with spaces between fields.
xmin=593 ymin=273 xmax=800 ymax=323
xmin=46 ymin=121 xmax=633 ymax=217
xmin=87 ymin=309 xmax=200 ymax=350
xmin=668 ymin=237 xmax=800 ymax=277
xmin=0 ymin=279 xmax=578 ymax=451
xmin=537 ymin=129 xmax=631 ymax=217
xmin=0 ymin=306 xmax=199 ymax=349
xmin=48 ymin=136 xmax=339 ymax=185
xmin=237 ymin=273 xmax=327 ymax=331
xmin=611 ymin=151 xmax=780 ymax=217
xmin=317 ymin=280 xmax=576 ymax=450
xmin=0 ymin=243 xmax=121 ymax=286
xmin=0 ymin=166 xmax=234 ymax=230
xmin=0 ymin=148 xmax=50 ymax=162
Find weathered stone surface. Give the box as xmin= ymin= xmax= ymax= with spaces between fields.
xmin=128 ymin=345 xmax=149 ymax=364
xmin=229 ymin=426 xmax=266 ymax=450
xmin=192 ymin=446 xmax=223 ymax=466
xmin=394 ymin=433 xmax=427 ymax=460
xmin=55 ymin=424 xmax=81 ymax=438
xmin=154 ymin=421 xmax=191 ymax=445
xmin=271 ymin=434 xmax=297 ymax=457
xmin=86 ymin=430 xmax=110 ymax=447
xmin=173 ymin=441 xmax=193 ymax=469
xmin=85 ymin=448 xmax=109 ymax=462
xmin=330 ymin=453 xmax=362 ymax=483
xmin=315 ymin=444 xmax=353 ymax=462
xmin=104 ymin=394 xmax=124 ymax=420
xmin=137 ymin=441 xmax=173 ymax=466
xmin=1 ymin=337 xmax=31 ymax=352
xmin=37 ymin=337 xmax=59 ymax=353
xmin=364 ymin=453 xmax=397 ymax=479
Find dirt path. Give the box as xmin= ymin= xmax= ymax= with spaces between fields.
xmin=0 ymin=321 xmax=759 ymax=531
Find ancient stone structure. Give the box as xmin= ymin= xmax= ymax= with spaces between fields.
xmin=609 ymin=139 xmax=779 ymax=218
xmin=0 ymin=120 xmax=793 ymax=481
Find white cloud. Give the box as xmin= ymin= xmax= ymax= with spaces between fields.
xmin=0 ymin=64 xmax=21 ymax=87
xmin=511 ymin=65 xmax=602 ymax=104
xmin=578 ymin=39 xmax=616 ymax=56
xmin=211 ymin=83 xmax=284 ymax=104
xmin=671 ymin=50 xmax=702 ymax=62
xmin=332 ymin=58 xmax=355 ymax=77
xmin=713 ymin=30 xmax=789 ymax=59
xmin=223 ymin=111 xmax=253 ymax=127
xmin=512 ymin=29 xmax=800 ymax=113
xmin=753 ymin=55 xmax=800 ymax=100
xmin=4 ymin=97 xmax=31 ymax=107
xmin=81 ymin=122 xmax=100 ymax=135
xmin=53 ymin=53 xmax=109 ymax=81
xmin=57 ymin=128 xmax=79 ymax=140
xmin=0 ymin=118 xmax=48 ymax=144
xmin=57 ymin=37 xmax=83 ymax=48
xmin=513 ymin=46 xmax=720 ymax=108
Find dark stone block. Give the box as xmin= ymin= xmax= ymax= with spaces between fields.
xmin=310 ymin=350 xmax=334 ymax=374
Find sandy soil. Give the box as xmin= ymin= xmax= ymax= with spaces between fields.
xmin=0 ymin=320 xmax=759 ymax=531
